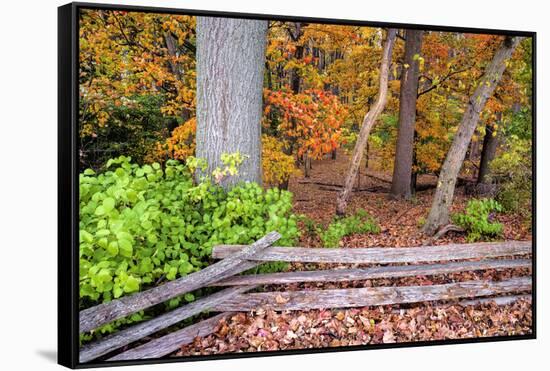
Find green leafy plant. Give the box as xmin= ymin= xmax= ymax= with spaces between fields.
xmin=319 ymin=209 xmax=380 ymax=248
xmin=452 ymin=199 xmax=504 ymax=242
xmin=79 ymin=156 xmax=299 ymax=336
xmin=298 ymin=214 xmax=321 ymax=236
xmin=490 ymin=135 xmax=532 ymax=216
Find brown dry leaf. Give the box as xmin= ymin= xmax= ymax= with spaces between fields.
xmin=382 ymin=329 xmax=396 ymax=343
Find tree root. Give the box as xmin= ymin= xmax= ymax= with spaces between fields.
xmin=423 ymin=224 xmax=465 ymax=245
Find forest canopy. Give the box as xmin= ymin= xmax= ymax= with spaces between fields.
xmin=79 ymin=10 xmax=531 ymax=187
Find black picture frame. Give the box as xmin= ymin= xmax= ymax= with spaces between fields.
xmin=58 ymin=2 xmax=537 ymax=368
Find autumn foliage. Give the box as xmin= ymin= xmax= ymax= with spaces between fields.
xmin=261 ymin=135 xmax=297 ymax=186
xmin=154 ymin=117 xmax=196 ymax=162
xmin=77 ymin=9 xmax=533 ymax=354
xmin=263 ymin=89 xmax=347 ymax=159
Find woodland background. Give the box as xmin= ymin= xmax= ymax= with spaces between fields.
xmin=0 ymin=1 xmax=547 ymax=371
xmin=74 ymin=7 xmax=533 ymax=356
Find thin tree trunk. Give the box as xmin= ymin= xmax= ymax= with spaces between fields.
xmin=288 ymin=22 xmax=303 ymax=95
xmin=423 ymin=36 xmax=523 ymax=235
xmin=410 ymin=127 xmax=419 ymax=196
xmin=390 ymin=30 xmax=423 ymax=199
xmin=164 ymin=33 xmax=182 ymax=80
xmin=365 ymin=141 xmax=369 ymax=169
xmin=477 ymin=113 xmax=502 ymax=184
xmin=163 ymin=33 xmax=192 ymax=131
xmin=336 ymin=29 xmax=398 ymax=215
xmin=291 ymin=44 xmax=303 ymax=93
xmin=304 ymin=152 xmax=311 ymax=178
xmin=469 ymin=131 xmax=480 ymax=162
xmin=265 ymin=61 xmax=273 ymax=90
xmin=280 ymin=22 xmax=303 ymax=167
xmin=195 ymin=17 xmax=268 ymax=189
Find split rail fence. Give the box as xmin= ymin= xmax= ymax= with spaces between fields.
xmin=79 ymin=232 xmax=532 ymax=363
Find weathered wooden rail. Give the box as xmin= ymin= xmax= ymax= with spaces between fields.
xmin=79 ymin=234 xmax=532 ymax=363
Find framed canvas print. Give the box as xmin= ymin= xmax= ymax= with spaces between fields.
xmin=58 ymin=2 xmax=536 ymax=368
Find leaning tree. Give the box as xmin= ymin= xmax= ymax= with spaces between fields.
xmin=423 ymin=36 xmax=523 ymax=235
xmin=336 ymin=28 xmax=398 ymax=215
xmin=195 ymin=17 xmax=268 ymax=188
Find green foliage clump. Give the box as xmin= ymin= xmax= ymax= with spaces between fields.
xmin=452 ymin=199 xmax=503 ymax=242
xmin=299 ymin=215 xmax=321 ymax=236
xmin=320 ymin=209 xmax=380 ymax=248
xmin=79 ymin=156 xmax=299 ymax=325
xmin=490 ymin=135 xmax=532 ymax=216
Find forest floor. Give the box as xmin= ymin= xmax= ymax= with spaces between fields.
xmin=173 ymin=150 xmax=532 ymax=357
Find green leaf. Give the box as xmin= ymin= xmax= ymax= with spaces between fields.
xmin=96 ymin=229 xmax=110 ymax=237
xmin=119 ymin=239 xmax=133 ymax=258
xmin=103 ymin=197 xmax=115 ymax=213
xmin=80 ymin=230 xmax=93 ymax=244
xmin=113 ymin=286 xmax=123 ymax=298
xmin=94 ymin=205 xmax=106 ymax=216
xmin=115 ymin=168 xmax=125 ymax=178
xmin=184 ymin=293 xmax=195 ymax=302
xmin=166 ymin=267 xmax=178 ymax=280
xmin=106 ymin=241 xmax=119 ymax=256
xmin=123 ymin=276 xmax=140 ymax=293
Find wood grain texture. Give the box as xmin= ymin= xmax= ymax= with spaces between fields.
xmin=211 ymin=277 xmax=531 ymax=311
xmin=79 ymin=286 xmax=254 ymax=363
xmin=79 ymin=232 xmax=280 ymax=333
xmin=195 ymin=17 xmax=267 ymax=188
xmin=107 ymin=312 xmax=233 ymax=361
xmin=457 ymin=294 xmax=531 ymax=307
xmin=212 ymin=240 xmax=531 ymax=264
xmin=211 ymin=259 xmax=531 ymax=286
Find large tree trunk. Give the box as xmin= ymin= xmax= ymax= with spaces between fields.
xmin=336 ymin=29 xmax=398 ymax=215
xmin=390 ymin=30 xmax=423 ymax=199
xmin=423 ymin=36 xmax=523 ymax=235
xmin=195 ymin=17 xmax=268 ymax=189
xmin=477 ymin=113 xmax=502 ymax=184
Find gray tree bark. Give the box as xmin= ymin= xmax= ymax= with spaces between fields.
xmin=423 ymin=36 xmax=523 ymax=235
xmin=390 ymin=30 xmax=423 ymax=199
xmin=336 ymin=29 xmax=397 ymax=215
xmin=195 ymin=17 xmax=268 ymax=188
